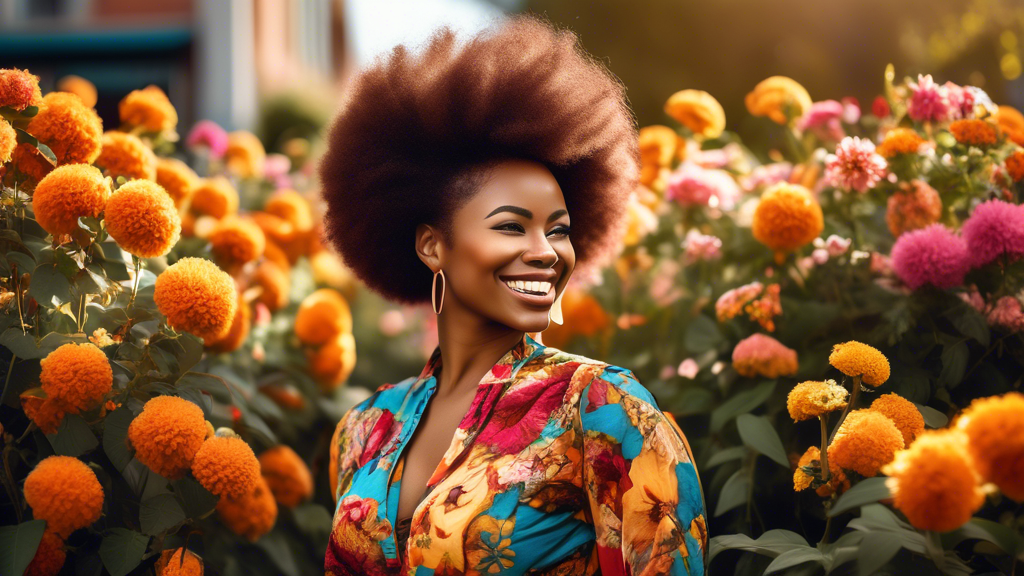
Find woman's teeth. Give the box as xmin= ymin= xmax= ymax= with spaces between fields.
xmin=505 ymin=280 xmax=552 ymax=295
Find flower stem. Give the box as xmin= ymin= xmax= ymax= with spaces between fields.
xmin=127 ymin=255 xmax=142 ymax=311
xmin=819 ymin=414 xmax=831 ymax=484
xmin=828 ymin=376 xmax=861 ymax=446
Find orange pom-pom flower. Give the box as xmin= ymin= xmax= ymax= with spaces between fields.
xmin=24 ymin=529 xmax=65 ymax=576
xmin=827 ymin=409 xmax=904 ymax=477
xmin=787 ymin=379 xmax=848 ymax=421
xmin=745 ymin=76 xmax=812 ymax=125
xmin=204 ymin=296 xmax=250 ymax=353
xmin=95 ymin=131 xmax=157 ymax=181
xmin=154 ymin=257 xmax=237 ymax=340
xmin=870 ymin=393 xmax=924 ymax=447
xmin=39 ymin=343 xmax=112 ymax=414
xmin=119 ymin=85 xmax=177 ymax=133
xmin=294 ymin=288 xmax=353 ymax=345
xmin=310 ymin=332 xmax=357 ymax=391
xmin=191 ymin=434 xmax=261 ymax=498
xmin=32 ymin=164 xmax=110 ymax=237
xmin=950 ymin=119 xmax=998 ymax=147
xmin=189 ymin=177 xmax=238 ymax=219
xmin=752 ymin=182 xmax=823 ymax=259
xmin=128 ymin=396 xmax=207 ymax=479
xmin=224 ymin=131 xmax=266 ymax=178
xmin=955 ymin=392 xmax=1024 ymax=501
xmin=24 ymin=456 xmax=104 ymax=537
xmin=208 ymin=216 xmax=266 ymax=265
xmin=876 ymin=127 xmax=926 ymax=158
xmin=0 ymin=68 xmax=43 ymax=111
xmin=0 ymin=118 xmax=15 ymax=164
xmin=886 ymin=180 xmax=942 ymax=237
xmin=664 ymin=90 xmax=726 ymax=139
xmin=25 ymin=92 xmax=103 ymax=166
xmin=155 ymin=157 xmax=198 ymax=210
xmin=56 ymin=75 xmax=97 ymax=108
xmin=259 ymin=445 xmax=314 ymax=507
xmin=155 ymin=548 xmax=204 ymax=576
xmin=104 ymin=179 xmax=181 ymax=258
xmin=829 ymin=340 xmax=890 ymax=386
xmin=793 ymin=445 xmax=848 ymax=497
xmin=216 ymin=475 xmax=277 ymax=541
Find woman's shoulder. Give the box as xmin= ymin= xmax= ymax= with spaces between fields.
xmin=532 ymin=342 xmax=662 ymax=415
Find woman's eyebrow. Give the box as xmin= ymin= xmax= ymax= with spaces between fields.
xmin=547 ymin=209 xmax=568 ymax=223
xmin=485 ymin=205 xmax=532 ymax=219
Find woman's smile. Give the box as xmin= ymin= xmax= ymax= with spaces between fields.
xmin=498 ymin=273 xmax=558 ymax=306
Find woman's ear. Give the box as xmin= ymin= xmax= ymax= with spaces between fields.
xmin=415 ymin=223 xmax=443 ymax=272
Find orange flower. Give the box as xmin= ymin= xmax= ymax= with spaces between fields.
xmin=876 ymin=127 xmax=926 ymax=158
xmin=882 ymin=429 xmax=984 ymax=532
xmin=263 ymin=240 xmax=292 ymax=272
xmin=104 ymin=179 xmax=181 ymax=258
xmin=128 ymin=396 xmax=207 ymax=479
xmin=0 ymin=68 xmax=43 ymax=111
xmin=639 ymin=125 xmax=679 ymax=169
xmin=310 ymin=251 xmax=357 ymax=297
xmin=886 ymin=180 xmax=942 ymax=237
xmin=1006 ymin=150 xmax=1024 ymax=183
xmin=191 ymin=434 xmax=261 ymax=498
xmin=208 ymin=216 xmax=266 ymax=265
xmin=259 ymin=445 xmax=314 ymax=507
xmin=793 ymin=445 xmax=848 ymax=497
xmin=265 ymin=190 xmax=314 ymax=233
xmin=664 ymin=90 xmax=726 ymax=139
xmin=25 ymin=92 xmax=103 ymax=167
xmin=949 ymin=119 xmax=998 ymax=147
xmin=787 ymin=379 xmax=848 ymax=422
xmin=829 ymin=341 xmax=890 ymax=386
xmin=56 ymin=75 xmax=97 ymax=108
xmin=24 ymin=530 xmax=65 ymax=576
xmin=253 ymin=261 xmax=290 ymax=311
xmin=224 ymin=131 xmax=266 ymax=178
xmin=32 ymin=164 xmax=110 ymax=237
xmin=0 ymin=118 xmax=15 ymax=164
xmin=155 ymin=548 xmax=204 ymax=576
xmin=996 ymin=105 xmax=1024 ymax=135
xmin=155 ymin=157 xmax=198 ymax=210
xmin=119 ymin=85 xmax=177 ymax=133
xmin=40 ymin=343 xmax=112 ymax=414
xmin=745 ymin=76 xmax=812 ymax=125
xmin=216 ymin=475 xmax=277 ymax=541
xmin=252 ymin=211 xmax=297 ymax=245
xmin=95 ymin=131 xmax=157 ymax=181
xmin=731 ymin=333 xmax=799 ymax=378
xmin=310 ymin=332 xmax=357 ymax=391
xmin=622 ymin=447 xmax=694 ymax=567
xmin=870 ymin=393 xmax=924 ymax=447
xmin=294 ymin=289 xmax=353 ymax=345
xmin=154 ymin=257 xmax=237 ymax=340
xmin=751 ymin=182 xmax=824 ymax=258
xmin=540 ymin=288 xmax=611 ymax=350
xmin=955 ymin=392 xmax=1024 ymax=501
xmin=189 ymin=177 xmax=238 ymax=219
xmin=827 ymin=409 xmax=904 ymax=477
xmin=11 ymin=143 xmax=54 ymax=182
xmin=24 ymin=456 xmax=104 ymax=537
xmin=21 ymin=394 xmax=67 ymax=435
xmin=204 ymin=297 xmax=250 ymax=353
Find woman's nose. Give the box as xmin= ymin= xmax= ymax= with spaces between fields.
xmin=523 ymin=233 xmax=558 ymax=267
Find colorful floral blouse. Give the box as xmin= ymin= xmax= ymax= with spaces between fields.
xmin=326 ymin=334 xmax=708 ymax=576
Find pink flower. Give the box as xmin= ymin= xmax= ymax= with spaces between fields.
xmin=378 ymin=310 xmax=406 ymax=336
xmin=692 ymin=143 xmax=743 ymax=169
xmin=943 ymin=82 xmax=974 ymax=120
xmin=890 ymin=223 xmax=969 ymax=290
xmin=812 ymin=248 xmax=830 ymax=265
xmin=958 ymin=286 xmax=986 ymax=313
xmin=185 ymin=120 xmax=229 ymax=159
xmin=870 ymin=252 xmax=892 ymax=276
xmin=840 ymin=97 xmax=861 ymax=124
xmin=961 ymin=199 xmax=1024 ymax=268
xmin=825 ymin=137 xmax=888 ymax=192
xmin=825 ymin=234 xmax=852 ymax=257
xmin=677 ymin=358 xmax=699 ymax=379
xmin=716 ymin=281 xmax=764 ymax=321
xmin=798 ymin=100 xmax=845 ymax=141
xmin=741 ymin=163 xmax=793 ymax=192
xmin=987 ymin=296 xmax=1024 ymax=332
xmin=666 ymin=162 xmax=742 ymax=209
xmin=263 ymin=153 xmax=292 ymax=188
xmin=908 ymin=75 xmax=951 ymax=123
xmin=872 ymin=96 xmax=891 ymax=118
xmin=683 ymin=229 xmax=723 ymax=264
xmin=731 ymin=333 xmax=799 ymax=378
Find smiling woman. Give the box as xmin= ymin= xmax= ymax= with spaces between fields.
xmin=319 ymin=14 xmax=707 ymax=576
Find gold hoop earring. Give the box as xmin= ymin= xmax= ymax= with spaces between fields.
xmin=432 ymin=269 xmax=446 ymax=315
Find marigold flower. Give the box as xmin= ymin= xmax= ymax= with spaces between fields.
xmin=295 ymin=288 xmax=353 ymax=345
xmin=870 ymin=393 xmax=924 ymax=447
xmin=259 ymin=445 xmax=314 ymax=507
xmin=155 ymin=157 xmax=198 ymax=209
xmin=828 ymin=341 xmax=889 ymax=386
xmin=664 ymin=89 xmax=726 ymax=139
xmin=104 ymin=179 xmax=181 ymax=258
xmin=95 ymin=131 xmax=157 ymax=181
xmin=949 ymin=119 xmax=998 ymax=147
xmin=26 ymin=92 xmax=103 ymax=167
xmin=24 ymin=529 xmax=65 ymax=576
xmin=752 ymin=182 xmax=824 ymax=257
xmin=192 ymin=435 xmax=261 ymax=498
xmin=32 ymin=164 xmax=110 ymax=237
xmin=208 ymin=216 xmax=266 ymax=265
xmin=265 ymin=189 xmax=314 ymax=233
xmin=189 ymin=177 xmax=238 ymax=219
xmin=154 ymin=257 xmax=237 ymax=340
xmin=224 ymin=131 xmax=265 ymax=178
xmin=155 ymin=548 xmax=204 ymax=576
xmin=0 ymin=118 xmax=15 ymax=164
xmin=1007 ymin=150 xmax=1024 ymax=183
xmin=119 ymin=85 xmax=177 ymax=132
xmin=793 ymin=446 xmax=848 ymax=497
xmin=24 ymin=456 xmax=104 ymax=537
xmin=56 ymin=75 xmax=97 ymax=108
xmin=876 ymin=127 xmax=927 ymax=158
xmin=787 ymin=379 xmax=848 ymax=421
xmin=824 ymin=136 xmax=888 ymax=193
xmin=216 ymin=475 xmax=277 ymax=541
xmin=21 ymin=395 xmax=67 ymax=435
xmin=907 ymin=75 xmax=951 ymax=123
xmin=890 ymin=224 xmax=969 ymax=290
xmin=310 ymin=332 xmax=357 ymax=391
xmin=639 ymin=125 xmax=679 ymax=170
xmin=886 ymin=180 xmax=942 ymax=237
xmin=961 ymin=199 xmax=1024 ymax=268
xmin=827 ymin=409 xmax=904 ymax=477
xmin=0 ymin=68 xmax=43 ymax=111
xmin=882 ymin=430 xmax=984 ymax=531
xmin=128 ymin=396 xmax=207 ymax=479
xmin=252 ymin=212 xmax=298 ymax=247
xmin=541 ymin=288 xmax=611 ymax=350
xmin=204 ymin=297 xmax=250 ymax=353
xmin=254 ymin=261 xmax=290 ymax=311
xmin=666 ymin=162 xmax=742 ymax=209
xmin=745 ymin=76 xmax=812 ymax=125
xmin=996 ymin=105 xmax=1024 ymax=135
xmin=956 ymin=392 xmax=1024 ymax=501
xmin=40 ymin=343 xmax=112 ymax=414
xmin=732 ymin=333 xmax=798 ymax=378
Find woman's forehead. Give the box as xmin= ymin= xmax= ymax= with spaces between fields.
xmin=463 ymin=159 xmax=567 ymax=217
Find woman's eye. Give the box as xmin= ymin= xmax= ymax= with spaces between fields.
xmin=548 ymin=226 xmax=571 ymax=237
xmin=495 ymin=222 xmax=525 ymax=233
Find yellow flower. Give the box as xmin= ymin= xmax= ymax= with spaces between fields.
xmin=827 ymin=409 xmax=904 ymax=477
xmin=664 ymin=90 xmax=726 ymax=139
xmin=639 ymin=125 xmax=679 ymax=168
xmin=955 ymin=392 xmax=1024 ymax=501
xmin=259 ymin=445 xmax=314 ymax=507
xmin=192 ymin=435 xmax=261 ymax=499
xmin=224 ymin=131 xmax=266 ymax=178
xmin=829 ymin=341 xmax=890 ymax=386
xmin=745 ymin=76 xmax=812 ymax=125
xmin=870 ymin=393 xmax=924 ymax=447
xmin=128 ymin=396 xmax=207 ymax=479
xmin=155 ymin=157 xmax=198 ymax=210
xmin=24 ymin=456 xmax=104 ymax=537
xmin=882 ymin=429 xmax=984 ymax=532
xmin=39 ymin=343 xmax=112 ymax=414
xmin=876 ymin=128 xmax=926 ymax=158
xmin=119 ymin=85 xmax=177 ymax=132
xmin=56 ymin=75 xmax=97 ymax=108
xmin=208 ymin=216 xmax=266 ymax=265
xmin=189 ymin=177 xmax=238 ymax=219
xmin=104 ymin=179 xmax=181 ymax=258
xmin=751 ymin=182 xmax=823 ymax=258
xmin=793 ymin=445 xmax=848 ymax=497
xmin=310 ymin=332 xmax=357 ymax=392
xmin=95 ymin=131 xmax=157 ymax=181
xmin=32 ymin=164 xmax=111 ymax=237
xmin=294 ymin=289 xmax=353 ymax=345
xmin=154 ymin=257 xmax=237 ymax=340
xmin=0 ymin=118 xmax=15 ymax=164
xmin=787 ymin=380 xmax=848 ymax=422
xmin=216 ymin=475 xmax=277 ymax=541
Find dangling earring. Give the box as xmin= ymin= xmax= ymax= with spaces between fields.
xmin=549 ymin=285 xmax=566 ymax=325
xmin=432 ymin=269 xmax=446 ymax=315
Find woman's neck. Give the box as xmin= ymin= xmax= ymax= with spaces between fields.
xmin=434 ymin=301 xmax=524 ymax=398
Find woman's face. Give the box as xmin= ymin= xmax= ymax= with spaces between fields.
xmin=428 ymin=159 xmax=576 ymax=333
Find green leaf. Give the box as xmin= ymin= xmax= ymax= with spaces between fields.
xmin=938 ymin=341 xmax=969 ymax=388
xmin=140 ymin=493 xmax=187 ymax=536
xmin=714 ymin=468 xmax=750 ymax=517
xmin=0 ymin=519 xmax=47 ymax=576
xmin=709 ymin=529 xmax=808 ymax=563
xmin=684 ymin=314 xmax=724 ymax=353
xmin=257 ymin=531 xmax=301 ymax=576
xmin=858 ymin=531 xmax=903 ymax=576
xmin=173 ymin=477 xmax=218 ymax=520
xmin=673 ymin=387 xmax=714 ymax=416
xmin=950 ymin=518 xmax=1024 ymax=559
xmin=916 ymin=403 xmax=948 ymax=428
xmin=27 ymin=264 xmax=73 ymax=307
xmin=99 ymin=528 xmax=149 ymax=576
xmin=0 ymin=328 xmax=41 ymax=358
xmin=76 ymin=265 xmax=110 ymax=296
xmin=829 ymin=477 xmax=891 ymax=517
xmin=710 ymin=380 xmax=775 ymax=432
xmin=14 ymin=128 xmax=57 ymax=164
xmin=947 ymin=306 xmax=990 ymax=346
xmin=736 ymin=414 xmax=789 ymax=467
xmin=704 ymin=446 xmax=748 ymax=469
xmin=763 ymin=546 xmax=824 ymax=574
xmin=46 ymin=414 xmax=99 ymax=457
xmin=103 ymin=407 xmax=135 ymax=472
xmin=6 ymin=250 xmax=35 ymax=273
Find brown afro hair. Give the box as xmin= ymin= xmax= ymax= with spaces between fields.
xmin=318 ymin=15 xmax=639 ymax=303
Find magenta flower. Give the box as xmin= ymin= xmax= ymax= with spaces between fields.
xmin=890 ymin=223 xmax=969 ymax=290
xmin=907 ymin=75 xmax=951 ymax=123
xmin=185 ymin=120 xmax=229 ymax=159
xmin=943 ymin=82 xmax=974 ymax=120
xmin=961 ymin=199 xmax=1024 ymax=268
xmin=825 ymin=136 xmax=888 ymax=192
xmin=666 ymin=162 xmax=742 ymax=209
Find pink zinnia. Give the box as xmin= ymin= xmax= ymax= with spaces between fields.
xmin=683 ymin=229 xmax=723 ymax=264
xmin=943 ymin=82 xmax=974 ymax=120
xmin=185 ymin=120 xmax=229 ymax=159
xmin=741 ymin=163 xmax=792 ymax=192
xmin=666 ymin=162 xmax=742 ymax=209
xmin=961 ymin=199 xmax=1024 ymax=268
xmin=907 ymin=75 xmax=951 ymax=123
xmin=987 ymin=296 xmax=1024 ymax=332
xmin=825 ymin=136 xmax=888 ymax=192
xmin=890 ymin=223 xmax=969 ymax=290
xmin=731 ymin=333 xmax=799 ymax=378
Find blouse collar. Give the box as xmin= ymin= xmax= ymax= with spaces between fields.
xmin=415 ymin=332 xmax=542 ymax=389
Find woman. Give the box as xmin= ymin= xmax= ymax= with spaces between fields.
xmin=319 ymin=15 xmax=707 ymax=576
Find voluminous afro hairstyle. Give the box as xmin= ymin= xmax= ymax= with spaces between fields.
xmin=318 ymin=15 xmax=639 ymax=303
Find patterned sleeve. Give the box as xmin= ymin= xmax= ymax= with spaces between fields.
xmin=575 ymin=363 xmax=708 ymax=576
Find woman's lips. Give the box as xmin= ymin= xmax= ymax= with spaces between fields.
xmin=501 ymin=279 xmax=555 ymax=306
